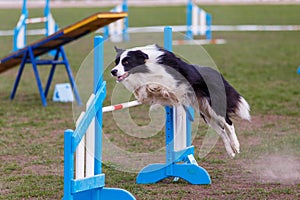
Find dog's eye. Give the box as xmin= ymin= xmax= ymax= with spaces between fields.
xmin=122 ymin=60 xmax=129 ymax=65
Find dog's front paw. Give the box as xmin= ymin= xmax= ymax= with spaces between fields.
xmin=134 ymin=83 xmax=180 ymax=106
xmin=134 ymin=85 xmax=153 ymax=104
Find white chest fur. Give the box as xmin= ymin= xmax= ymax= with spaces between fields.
xmin=121 ymin=63 xmax=190 ymax=106
xmin=123 ymin=63 xmax=176 ymax=91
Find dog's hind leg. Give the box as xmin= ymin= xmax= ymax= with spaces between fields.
xmin=209 ymin=120 xmax=236 ymax=158
xmin=224 ymin=123 xmax=240 ymax=154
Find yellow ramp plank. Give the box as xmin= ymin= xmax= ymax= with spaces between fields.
xmin=0 ymin=12 xmax=127 ymax=74
xmin=64 ymin=12 xmax=127 ymax=34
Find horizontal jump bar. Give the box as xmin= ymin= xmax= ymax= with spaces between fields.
xmin=25 ymin=17 xmax=47 ymax=24
xmin=102 ymin=100 xmax=142 ymax=113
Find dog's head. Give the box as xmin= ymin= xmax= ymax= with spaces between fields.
xmin=111 ymin=46 xmax=149 ymax=82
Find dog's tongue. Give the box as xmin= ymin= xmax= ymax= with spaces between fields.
xmin=117 ymin=72 xmax=128 ymax=82
xmin=117 ymin=75 xmax=125 ymax=82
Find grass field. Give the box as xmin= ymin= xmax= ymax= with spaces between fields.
xmin=0 ymin=4 xmax=300 ymax=200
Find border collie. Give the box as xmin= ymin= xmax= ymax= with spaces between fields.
xmin=111 ymin=44 xmax=250 ymax=158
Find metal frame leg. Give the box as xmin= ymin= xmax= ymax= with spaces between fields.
xmin=28 ymin=47 xmax=47 ymax=106
xmin=10 ymin=46 xmax=81 ymax=106
xmin=44 ymin=48 xmax=60 ymax=97
xmin=59 ymin=46 xmax=82 ymax=106
xmin=10 ymin=50 xmax=29 ymax=100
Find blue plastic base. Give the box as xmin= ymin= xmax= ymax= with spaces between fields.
xmin=136 ymin=163 xmax=211 ymax=185
xmin=69 ymin=187 xmax=135 ymax=200
xmin=297 ymin=66 xmax=300 ymax=74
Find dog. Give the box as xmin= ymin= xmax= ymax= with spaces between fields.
xmin=111 ymin=44 xmax=250 ymax=158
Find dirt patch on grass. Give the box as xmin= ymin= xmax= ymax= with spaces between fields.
xmin=234 ymin=115 xmax=300 ymax=183
xmin=247 ymin=154 xmax=300 ymax=185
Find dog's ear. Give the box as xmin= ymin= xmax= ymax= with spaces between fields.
xmin=135 ymin=50 xmax=149 ymax=60
xmin=154 ymin=44 xmax=163 ymax=50
xmin=114 ymin=46 xmax=124 ymax=53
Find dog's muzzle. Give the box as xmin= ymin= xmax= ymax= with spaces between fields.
xmin=111 ymin=69 xmax=129 ymax=82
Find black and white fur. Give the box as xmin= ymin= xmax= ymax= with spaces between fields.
xmin=111 ymin=44 xmax=250 ymax=158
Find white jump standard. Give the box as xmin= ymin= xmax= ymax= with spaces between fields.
xmin=136 ymin=27 xmax=211 ymax=185
xmin=103 ymin=0 xmax=129 ymax=42
xmin=14 ymin=0 xmax=58 ymax=52
xmin=185 ymin=0 xmax=212 ymax=40
xmin=63 ymin=35 xmax=135 ymax=200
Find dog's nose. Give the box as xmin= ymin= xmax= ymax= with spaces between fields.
xmin=111 ymin=69 xmax=118 ymax=76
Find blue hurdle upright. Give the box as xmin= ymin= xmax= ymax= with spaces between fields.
xmin=185 ymin=0 xmax=212 ymax=40
xmin=136 ymin=26 xmax=211 ymax=185
xmin=63 ymin=35 xmax=135 ymax=200
xmin=103 ymin=0 xmax=129 ymax=42
xmin=14 ymin=0 xmax=58 ymax=52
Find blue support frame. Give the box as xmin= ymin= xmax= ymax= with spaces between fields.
xmin=136 ymin=26 xmax=211 ymax=185
xmin=185 ymin=0 xmax=212 ymax=40
xmin=206 ymin=13 xmax=212 ymax=40
xmin=14 ymin=0 xmax=57 ymax=53
xmin=10 ymin=45 xmax=82 ymax=106
xmin=63 ymin=35 xmax=135 ymax=200
xmin=103 ymin=0 xmax=129 ymax=42
xmin=185 ymin=0 xmax=193 ymax=40
xmin=122 ymin=0 xmax=130 ymax=41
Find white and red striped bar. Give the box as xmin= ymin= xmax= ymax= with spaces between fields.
xmin=102 ymin=100 xmax=142 ymax=113
xmin=25 ymin=17 xmax=47 ymax=24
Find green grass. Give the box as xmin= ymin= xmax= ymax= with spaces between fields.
xmin=0 ymin=4 xmax=300 ymax=200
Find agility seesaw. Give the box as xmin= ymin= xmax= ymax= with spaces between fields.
xmin=0 ymin=12 xmax=127 ymax=106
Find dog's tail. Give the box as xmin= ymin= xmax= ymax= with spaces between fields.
xmin=236 ymin=96 xmax=251 ymax=121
